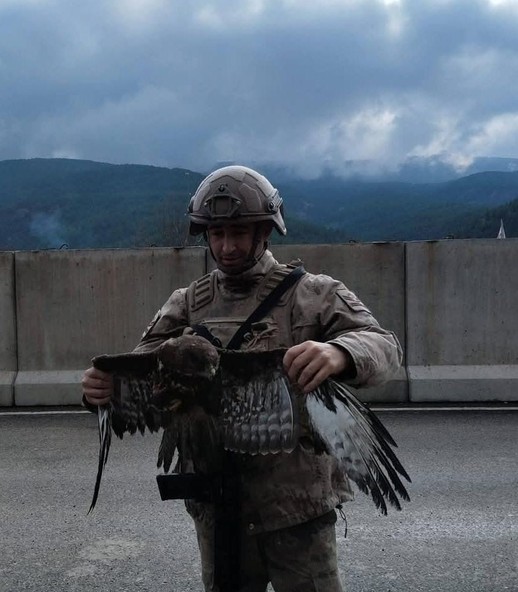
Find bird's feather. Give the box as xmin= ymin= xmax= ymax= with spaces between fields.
xmin=218 ymin=349 xmax=298 ymax=455
xmin=88 ymin=406 xmax=112 ymax=514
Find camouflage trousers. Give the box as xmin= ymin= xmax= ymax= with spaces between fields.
xmin=193 ymin=510 xmax=344 ymax=592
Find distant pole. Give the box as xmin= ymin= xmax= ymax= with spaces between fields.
xmin=497 ymin=219 xmax=506 ymax=239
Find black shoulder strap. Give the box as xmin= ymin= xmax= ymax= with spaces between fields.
xmin=226 ymin=265 xmax=306 ymax=350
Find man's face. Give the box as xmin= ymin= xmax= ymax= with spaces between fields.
xmin=207 ymin=222 xmax=269 ymax=273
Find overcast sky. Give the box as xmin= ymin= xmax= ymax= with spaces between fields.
xmin=2 ymin=0 xmax=518 ymax=177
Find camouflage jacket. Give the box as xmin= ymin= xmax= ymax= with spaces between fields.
xmin=134 ymin=250 xmax=402 ymax=534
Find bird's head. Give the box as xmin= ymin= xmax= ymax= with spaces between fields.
xmin=152 ymin=335 xmax=221 ymax=413
xmin=157 ymin=335 xmax=220 ymax=379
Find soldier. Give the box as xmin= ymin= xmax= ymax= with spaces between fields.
xmin=82 ymin=165 xmax=403 ymax=592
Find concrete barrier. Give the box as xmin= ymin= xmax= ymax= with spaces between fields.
xmin=0 ymin=252 xmax=16 ymax=405
xmin=406 ymin=239 xmax=518 ymax=402
xmin=272 ymin=243 xmax=407 ymax=403
xmin=2 ymin=239 xmax=517 ymax=406
xmin=13 ymin=247 xmax=206 ymax=405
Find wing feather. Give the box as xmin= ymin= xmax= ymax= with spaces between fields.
xmin=306 ymin=379 xmax=410 ymax=514
xmin=88 ymin=406 xmax=112 ymax=513
xmin=330 ymin=380 xmax=411 ymax=495
xmin=157 ymin=421 xmax=180 ymax=473
xmin=218 ymin=349 xmax=298 ymax=455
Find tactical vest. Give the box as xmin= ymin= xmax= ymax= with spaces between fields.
xmin=186 ymin=263 xmax=302 ymax=351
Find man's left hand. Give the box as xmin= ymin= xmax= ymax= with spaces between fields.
xmin=283 ymin=341 xmax=353 ymax=394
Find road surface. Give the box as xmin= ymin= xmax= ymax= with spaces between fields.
xmin=1 ymin=408 xmax=516 ymax=591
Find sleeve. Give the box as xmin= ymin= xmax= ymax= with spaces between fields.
xmin=293 ymin=274 xmax=403 ymax=388
xmin=133 ymin=287 xmax=190 ymax=353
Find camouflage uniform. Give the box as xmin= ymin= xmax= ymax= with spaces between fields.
xmin=135 ymin=249 xmax=402 ymax=592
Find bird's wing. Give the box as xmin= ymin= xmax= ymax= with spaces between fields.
xmin=218 ymin=348 xmax=410 ymax=513
xmin=218 ymin=349 xmax=299 ymax=455
xmin=89 ymin=350 xmax=174 ymax=512
xmin=306 ymin=378 xmax=411 ymax=514
xmin=89 ymin=340 xmax=222 ymax=509
xmin=92 ymin=350 xmax=169 ymax=437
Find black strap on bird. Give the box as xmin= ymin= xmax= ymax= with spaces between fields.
xmin=190 ymin=324 xmax=223 ymax=348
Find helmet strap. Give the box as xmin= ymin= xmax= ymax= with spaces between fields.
xmin=243 ymin=222 xmax=273 ymax=271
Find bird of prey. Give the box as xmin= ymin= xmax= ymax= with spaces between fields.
xmin=89 ymin=335 xmax=410 ymax=515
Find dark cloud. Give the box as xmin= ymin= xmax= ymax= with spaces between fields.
xmin=2 ymin=0 xmax=518 ymax=176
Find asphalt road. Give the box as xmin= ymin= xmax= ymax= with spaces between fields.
xmin=0 ymin=409 xmax=516 ymax=592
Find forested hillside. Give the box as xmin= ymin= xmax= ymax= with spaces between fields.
xmin=277 ymin=171 xmax=518 ymax=240
xmin=456 ymin=197 xmax=518 ymax=238
xmin=0 ymin=158 xmax=516 ymax=250
xmin=0 ymin=159 xmax=204 ymax=249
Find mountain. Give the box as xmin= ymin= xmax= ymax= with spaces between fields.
xmin=0 ymin=158 xmax=516 ymax=250
xmin=277 ymin=171 xmax=518 ymax=241
xmin=0 ymin=159 xmax=204 ymax=249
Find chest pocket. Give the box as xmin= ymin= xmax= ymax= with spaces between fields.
xmin=202 ymin=317 xmax=279 ymax=351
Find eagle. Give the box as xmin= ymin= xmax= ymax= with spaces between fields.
xmin=89 ymin=334 xmax=410 ymax=515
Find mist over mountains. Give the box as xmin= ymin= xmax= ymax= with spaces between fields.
xmin=250 ymin=156 xmax=518 ymax=184
xmin=0 ymin=157 xmax=516 ymax=250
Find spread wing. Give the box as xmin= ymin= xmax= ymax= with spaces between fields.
xmin=220 ymin=349 xmax=410 ymax=514
xmin=87 ymin=339 xmax=410 ymax=516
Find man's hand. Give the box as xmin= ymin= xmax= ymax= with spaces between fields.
xmin=82 ymin=367 xmax=114 ymax=406
xmin=283 ymin=341 xmax=353 ymax=394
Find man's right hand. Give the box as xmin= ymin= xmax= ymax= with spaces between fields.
xmin=82 ymin=367 xmax=114 ymax=406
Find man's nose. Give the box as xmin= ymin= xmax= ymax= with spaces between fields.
xmin=222 ymin=235 xmax=236 ymax=253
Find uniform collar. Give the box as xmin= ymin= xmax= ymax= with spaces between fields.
xmin=216 ymin=250 xmax=277 ymax=295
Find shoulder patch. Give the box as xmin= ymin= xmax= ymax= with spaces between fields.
xmin=336 ymin=288 xmax=371 ymax=314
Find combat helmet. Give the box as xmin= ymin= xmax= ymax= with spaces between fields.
xmin=188 ymin=165 xmax=287 ymax=236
